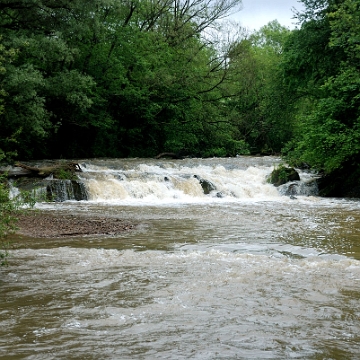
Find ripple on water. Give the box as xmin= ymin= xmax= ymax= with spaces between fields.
xmin=2 ymin=247 xmax=360 ymax=359
xmin=3 ymin=156 xmax=360 ymax=359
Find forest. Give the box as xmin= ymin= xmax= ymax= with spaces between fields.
xmin=0 ymin=0 xmax=359 ymax=195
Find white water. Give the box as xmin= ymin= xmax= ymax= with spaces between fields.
xmin=78 ymin=157 xmax=289 ymax=203
xmin=2 ymin=157 xmax=360 ymax=360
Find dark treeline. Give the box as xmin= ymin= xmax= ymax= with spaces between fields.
xmin=0 ymin=0 xmax=359 ymax=194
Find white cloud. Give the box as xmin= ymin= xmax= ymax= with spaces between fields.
xmin=232 ymin=0 xmax=304 ymax=30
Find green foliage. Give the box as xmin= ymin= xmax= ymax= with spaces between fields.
xmin=0 ymin=178 xmax=15 ymax=238
xmin=0 ymin=178 xmax=35 ymax=235
xmin=227 ymin=21 xmax=294 ymax=154
xmin=4 ymin=0 xmax=357 ymax=168
xmin=0 ymin=1 xmax=97 ymax=159
xmin=0 ymin=240 xmax=10 ymax=267
xmin=0 ymin=36 xmax=19 ymax=162
xmin=283 ymin=0 xmax=360 ymax=174
xmin=54 ymin=168 xmax=78 ymax=181
xmin=0 ymin=0 xmax=248 ymax=159
xmin=268 ymin=164 xmax=289 ymax=184
xmin=0 ymin=175 xmax=36 ymax=265
xmin=0 ymin=177 xmax=19 ymax=264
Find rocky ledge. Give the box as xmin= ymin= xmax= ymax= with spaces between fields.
xmin=16 ymin=212 xmax=135 ymax=238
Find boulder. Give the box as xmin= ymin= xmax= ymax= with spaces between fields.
xmin=268 ymin=166 xmax=300 ymax=187
xmin=4 ymin=161 xmax=88 ymax=202
xmin=278 ymin=179 xmax=319 ymax=197
xmin=317 ymin=164 xmax=360 ymax=197
xmin=193 ymin=175 xmax=216 ymax=194
xmin=45 ymin=179 xmax=88 ymax=202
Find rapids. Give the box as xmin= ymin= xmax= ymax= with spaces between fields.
xmin=1 ymin=156 xmax=360 ymax=359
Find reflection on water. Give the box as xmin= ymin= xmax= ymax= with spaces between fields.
xmin=1 ymin=157 xmax=360 ymax=359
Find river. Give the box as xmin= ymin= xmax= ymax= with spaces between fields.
xmin=1 ymin=157 xmax=360 ymax=359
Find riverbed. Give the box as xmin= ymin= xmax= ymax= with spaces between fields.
xmin=1 ymin=157 xmax=360 ymax=359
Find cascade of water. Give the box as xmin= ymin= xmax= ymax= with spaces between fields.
xmin=44 ymin=180 xmax=89 ymax=202
xmin=6 ymin=158 xmax=319 ymax=203
xmin=77 ymin=158 xmax=318 ymax=202
xmin=8 ymin=179 xmax=21 ymax=199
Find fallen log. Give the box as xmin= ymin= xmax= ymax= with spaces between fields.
xmin=155 ymin=152 xmax=184 ymax=160
xmin=13 ymin=162 xmax=82 ymax=178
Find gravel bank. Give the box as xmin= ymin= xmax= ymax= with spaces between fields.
xmin=16 ymin=212 xmax=135 ymax=238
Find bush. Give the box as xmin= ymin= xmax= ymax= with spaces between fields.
xmin=0 ymin=175 xmax=35 ymax=265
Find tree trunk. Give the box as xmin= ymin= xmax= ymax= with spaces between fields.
xmin=12 ymin=162 xmax=82 ymax=178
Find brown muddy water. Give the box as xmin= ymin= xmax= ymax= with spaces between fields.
xmin=1 ymin=157 xmax=360 ymax=359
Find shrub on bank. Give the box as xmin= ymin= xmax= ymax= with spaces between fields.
xmin=0 ymin=175 xmax=35 ymax=265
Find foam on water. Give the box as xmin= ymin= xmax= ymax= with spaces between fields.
xmin=80 ymin=161 xmax=282 ymax=203
xmin=10 ymin=246 xmax=360 ymax=275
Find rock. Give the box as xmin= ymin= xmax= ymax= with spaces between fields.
xmin=9 ymin=178 xmax=88 ymax=202
xmin=284 ymin=183 xmax=298 ymax=196
xmin=194 ymin=175 xmax=216 ymax=194
xmin=312 ymin=158 xmax=360 ymax=197
xmin=45 ymin=179 xmax=88 ymax=202
xmin=278 ymin=179 xmax=319 ymax=197
xmin=4 ymin=161 xmax=88 ymax=202
xmin=268 ymin=165 xmax=300 ymax=187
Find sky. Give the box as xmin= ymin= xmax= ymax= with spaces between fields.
xmin=233 ymin=0 xmax=304 ymax=31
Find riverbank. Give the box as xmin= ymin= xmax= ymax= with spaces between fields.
xmin=16 ymin=212 xmax=135 ymax=238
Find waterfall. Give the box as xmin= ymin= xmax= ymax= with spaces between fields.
xmin=24 ymin=179 xmax=89 ymax=202
xmin=44 ymin=179 xmax=89 ymax=202
xmin=7 ymin=157 xmax=318 ymax=203
xmin=76 ymin=157 xmax=318 ymax=203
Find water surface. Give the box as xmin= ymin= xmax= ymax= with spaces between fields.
xmin=1 ymin=157 xmax=360 ymax=359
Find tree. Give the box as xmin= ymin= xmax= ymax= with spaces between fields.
xmin=279 ymin=0 xmax=360 ymax=196
xmin=0 ymin=36 xmax=18 ymax=162
xmin=0 ymin=0 xmax=245 ymax=159
xmin=283 ymin=0 xmax=360 ymax=175
xmin=226 ymin=21 xmax=293 ymax=154
xmin=0 ymin=1 xmax=99 ymax=159
xmin=66 ymin=0 xmax=245 ymax=157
